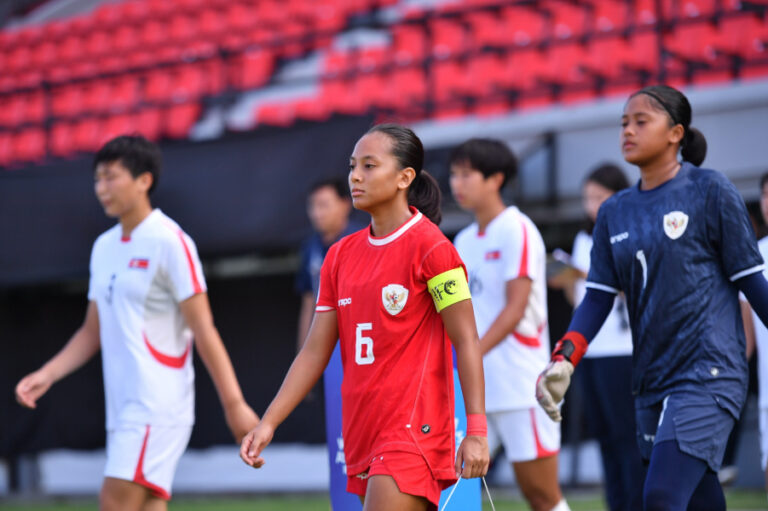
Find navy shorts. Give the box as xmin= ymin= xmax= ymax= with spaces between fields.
xmin=635 ymin=390 xmax=735 ymax=471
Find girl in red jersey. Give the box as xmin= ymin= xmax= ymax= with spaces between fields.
xmin=241 ymin=124 xmax=489 ymax=510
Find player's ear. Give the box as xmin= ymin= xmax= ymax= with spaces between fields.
xmin=398 ymin=167 xmax=416 ymax=191
xmin=668 ymin=123 xmax=685 ymax=145
xmin=488 ymin=172 xmax=504 ymax=191
xmin=137 ymin=171 xmax=153 ymax=194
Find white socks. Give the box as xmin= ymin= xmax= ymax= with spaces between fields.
xmin=550 ymin=499 xmax=571 ymax=511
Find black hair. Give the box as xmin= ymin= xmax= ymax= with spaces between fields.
xmin=760 ymin=172 xmax=768 ymax=191
xmin=449 ymin=138 xmax=518 ymax=188
xmin=366 ymin=123 xmax=442 ymax=225
xmin=309 ymin=177 xmax=348 ymax=200
xmin=630 ymin=85 xmax=707 ymax=166
xmin=94 ymin=135 xmax=162 ymax=194
xmin=585 ymin=163 xmax=630 ymax=192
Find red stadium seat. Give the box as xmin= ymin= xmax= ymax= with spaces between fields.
xmin=431 ymin=60 xmax=466 ymax=103
xmin=430 ymin=18 xmax=467 ymax=59
xmin=73 ymin=117 xmax=102 ymax=153
xmin=31 ymin=40 xmax=57 ymax=70
xmin=102 ymin=113 xmax=136 ymax=143
xmin=586 ymin=0 xmax=629 ymax=33
xmin=501 ymin=6 xmax=547 ymax=46
xmin=294 ymin=97 xmax=332 ymax=122
xmin=58 ymin=35 xmax=85 ymax=63
xmin=466 ymin=11 xmax=508 ymax=50
xmin=392 ymin=25 xmax=427 ymax=66
xmin=464 ymin=53 xmax=507 ymax=97
xmin=503 ymin=48 xmax=549 ymax=91
xmin=168 ymin=14 xmax=196 ymax=44
xmin=256 ymin=102 xmax=297 ymax=127
xmin=229 ymin=50 xmax=274 ymax=90
xmin=51 ymin=85 xmax=84 ymax=118
xmin=13 ymin=128 xmax=47 ymax=162
xmin=140 ymin=18 xmax=167 ymax=49
xmin=50 ymin=121 xmax=76 ymax=158
xmin=198 ymin=8 xmax=225 ymax=39
xmin=135 ymin=108 xmax=162 ymax=141
xmin=545 ymin=0 xmax=589 ymax=40
xmin=110 ymin=76 xmax=140 ymax=112
xmin=225 ymin=3 xmax=259 ymax=33
xmin=715 ymin=14 xmax=768 ymax=60
xmin=324 ymin=50 xmax=354 ymax=77
xmin=164 ymin=102 xmax=201 ymax=139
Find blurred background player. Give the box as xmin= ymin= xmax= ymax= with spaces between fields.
xmin=15 ymin=135 xmax=259 ymax=511
xmin=241 ymin=123 xmax=489 ymax=511
xmin=740 ymin=171 xmax=768 ymax=500
xmin=449 ymin=138 xmax=569 ymax=511
xmin=549 ymin=163 xmax=644 ymax=511
xmin=294 ymin=177 xmax=362 ymax=509
xmin=295 ymin=178 xmax=358 ymax=351
xmin=537 ymin=85 xmax=768 ymax=511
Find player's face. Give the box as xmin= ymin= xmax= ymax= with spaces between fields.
xmin=94 ymin=160 xmax=151 ymax=218
xmin=761 ymin=182 xmax=768 ymax=226
xmin=621 ymin=94 xmax=683 ymax=167
xmin=348 ymin=132 xmax=413 ymax=213
xmin=582 ymin=180 xmax=614 ymax=223
xmin=307 ymin=186 xmax=350 ymax=235
xmin=449 ymin=161 xmax=497 ymax=211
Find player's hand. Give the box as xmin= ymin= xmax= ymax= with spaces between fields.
xmin=535 ymin=359 xmax=574 ymax=422
xmin=455 ymin=435 xmax=489 ymax=479
xmin=224 ymin=400 xmax=260 ymax=443
xmin=240 ymin=421 xmax=274 ymax=469
xmin=15 ymin=369 xmax=54 ymax=409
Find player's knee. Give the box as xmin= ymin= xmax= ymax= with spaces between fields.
xmin=520 ymin=486 xmax=562 ymax=511
xmin=643 ymin=480 xmax=684 ymax=511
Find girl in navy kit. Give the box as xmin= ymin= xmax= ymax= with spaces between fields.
xmin=537 ymin=85 xmax=768 ymax=511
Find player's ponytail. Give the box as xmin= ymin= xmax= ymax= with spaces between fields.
xmin=366 ymin=123 xmax=442 ymax=225
xmin=632 ymin=85 xmax=708 ymax=166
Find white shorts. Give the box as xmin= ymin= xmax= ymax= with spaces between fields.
xmin=487 ymin=407 xmax=560 ymax=463
xmin=760 ymin=407 xmax=768 ymax=471
xmin=104 ymin=424 xmax=192 ymax=500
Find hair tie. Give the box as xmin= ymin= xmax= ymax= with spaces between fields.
xmin=639 ymin=91 xmax=680 ymax=126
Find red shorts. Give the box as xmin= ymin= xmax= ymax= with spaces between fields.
xmin=347 ymin=451 xmax=452 ymax=510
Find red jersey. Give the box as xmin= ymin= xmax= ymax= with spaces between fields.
xmin=316 ymin=208 xmax=465 ymax=482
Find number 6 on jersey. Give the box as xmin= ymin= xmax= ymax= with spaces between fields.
xmin=355 ymin=323 xmax=374 ymax=365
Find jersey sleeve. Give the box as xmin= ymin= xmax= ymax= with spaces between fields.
xmin=315 ymin=242 xmax=340 ymax=312
xmin=710 ymin=177 xmax=765 ymax=281
xmin=164 ymin=230 xmax=207 ymax=302
xmin=585 ymin=205 xmax=621 ymax=294
xmin=501 ymin=216 xmax=530 ymax=282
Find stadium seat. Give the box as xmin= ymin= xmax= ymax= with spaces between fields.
xmin=392 ymin=25 xmax=427 ymax=66
xmin=585 ymin=0 xmax=629 ymax=33
xmin=464 ymin=53 xmax=507 ymax=97
xmin=135 ymin=108 xmax=163 ymax=141
xmin=229 ymin=50 xmax=274 ymax=90
xmin=164 ymin=102 xmax=201 ymax=139
xmin=50 ymin=121 xmax=76 ymax=158
xmin=466 ymin=11 xmax=508 ymax=50
xmin=501 ymin=6 xmax=547 ymax=46
xmin=431 ymin=60 xmax=467 ymax=103
xmin=13 ymin=128 xmax=47 ymax=162
xmin=430 ymin=18 xmax=467 ymax=59
xmin=545 ymin=0 xmax=589 ymax=40
xmin=256 ymin=101 xmax=296 ymax=127
xmin=73 ymin=117 xmax=102 ymax=153
xmin=51 ymin=85 xmax=84 ymax=118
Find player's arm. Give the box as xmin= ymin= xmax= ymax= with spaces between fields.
xmin=536 ymin=287 xmax=615 ymax=421
xmin=180 ymin=293 xmax=259 ymax=443
xmin=16 ymin=301 xmax=101 ymax=409
xmin=478 ymin=277 xmax=531 ymax=355
xmin=296 ymin=292 xmax=315 ymax=352
xmin=240 ymin=309 xmax=338 ymax=468
xmin=428 ymin=268 xmax=489 ymax=479
xmin=741 ymin=298 xmax=756 ymax=360
xmin=735 ymin=272 xmax=768 ymax=361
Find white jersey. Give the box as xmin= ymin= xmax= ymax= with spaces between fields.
xmin=571 ymin=230 xmax=633 ymax=358
xmin=752 ymin=236 xmax=768 ymax=409
xmin=454 ymin=206 xmax=549 ymax=412
xmin=88 ymin=209 xmax=206 ymax=429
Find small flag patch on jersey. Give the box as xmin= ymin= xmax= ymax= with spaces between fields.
xmin=128 ymin=258 xmax=150 ymax=269
xmin=485 ymin=250 xmax=501 ymax=260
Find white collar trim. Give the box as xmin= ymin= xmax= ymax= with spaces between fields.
xmin=368 ymin=211 xmax=423 ymax=246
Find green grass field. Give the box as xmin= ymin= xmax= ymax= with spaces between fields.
xmin=0 ymin=490 xmax=766 ymax=511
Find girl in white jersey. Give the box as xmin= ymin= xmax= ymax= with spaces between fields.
xmin=15 ymin=135 xmax=259 ymax=511
xmin=450 ymin=138 xmax=569 ymax=511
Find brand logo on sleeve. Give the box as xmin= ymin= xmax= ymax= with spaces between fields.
xmin=128 ymin=258 xmax=150 ymax=269
xmin=382 ymin=284 xmax=409 ymax=315
xmin=338 ymin=297 xmax=352 ymax=307
xmin=663 ymin=211 xmax=688 ymax=240
xmin=610 ymin=232 xmax=629 ymax=244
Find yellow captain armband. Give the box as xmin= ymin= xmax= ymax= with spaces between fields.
xmin=427 ymin=267 xmax=471 ymax=312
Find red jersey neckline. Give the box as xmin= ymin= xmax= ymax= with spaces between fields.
xmin=368 ymin=207 xmax=422 ymax=246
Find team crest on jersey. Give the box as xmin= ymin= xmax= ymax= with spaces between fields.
xmin=663 ymin=211 xmax=689 ymax=240
xmin=382 ymin=284 xmax=409 ymax=315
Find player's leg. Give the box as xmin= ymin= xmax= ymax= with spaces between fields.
xmin=512 ymin=455 xmax=564 ymax=511
xmin=100 ymin=477 xmax=150 ymax=511
xmin=499 ymin=408 xmax=568 ymax=511
xmin=643 ymin=440 xmax=709 ymax=511
xmin=685 ymin=470 xmax=725 ymax=511
xmin=363 ymin=475 xmax=430 ymax=511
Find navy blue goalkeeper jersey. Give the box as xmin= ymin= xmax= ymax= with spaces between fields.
xmin=587 ymin=162 xmax=763 ymax=417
